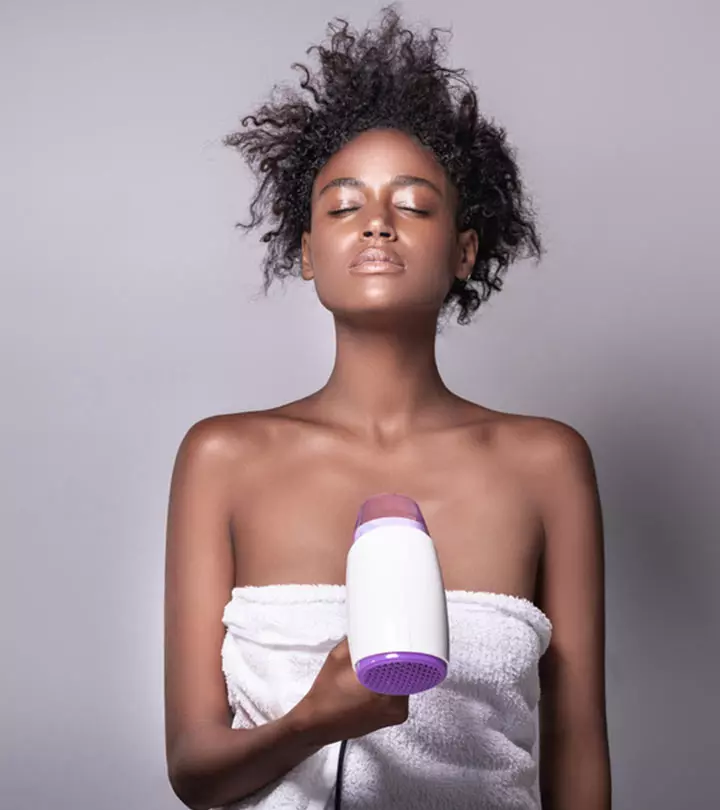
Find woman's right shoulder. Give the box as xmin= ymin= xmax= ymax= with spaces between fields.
xmin=173 ymin=408 xmax=294 ymax=471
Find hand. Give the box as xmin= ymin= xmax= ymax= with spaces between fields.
xmin=292 ymin=638 xmax=409 ymax=745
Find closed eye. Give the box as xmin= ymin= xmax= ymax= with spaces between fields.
xmin=328 ymin=205 xmax=430 ymax=216
xmin=328 ymin=207 xmax=360 ymax=216
xmin=397 ymin=206 xmax=430 ymax=216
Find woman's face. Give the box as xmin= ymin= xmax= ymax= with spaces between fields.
xmin=301 ymin=128 xmax=477 ymax=324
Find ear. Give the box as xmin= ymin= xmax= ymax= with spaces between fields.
xmin=301 ymin=232 xmax=314 ymax=280
xmin=455 ymin=229 xmax=478 ymax=281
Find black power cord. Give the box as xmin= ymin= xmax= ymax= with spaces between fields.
xmin=334 ymin=739 xmax=349 ymax=809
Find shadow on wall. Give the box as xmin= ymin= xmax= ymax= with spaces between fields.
xmin=587 ymin=357 xmax=718 ymax=809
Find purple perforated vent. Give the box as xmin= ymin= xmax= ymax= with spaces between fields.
xmin=356 ymin=652 xmax=447 ymax=695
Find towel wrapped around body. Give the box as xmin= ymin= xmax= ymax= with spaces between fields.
xmin=219 ymin=584 xmax=552 ymax=809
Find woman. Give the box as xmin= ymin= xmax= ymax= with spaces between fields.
xmin=164 ymin=7 xmax=611 ymax=809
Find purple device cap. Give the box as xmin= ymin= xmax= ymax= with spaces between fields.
xmin=354 ymin=493 xmax=428 ymax=540
xmin=352 ymin=494 xmax=446 ymax=695
xmin=356 ymin=652 xmax=447 ymax=695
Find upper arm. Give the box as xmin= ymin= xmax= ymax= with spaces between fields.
xmin=532 ymin=422 xmax=608 ymax=743
xmin=164 ymin=418 xmax=237 ymax=769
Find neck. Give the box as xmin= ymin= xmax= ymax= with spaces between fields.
xmin=315 ymin=315 xmax=451 ymax=440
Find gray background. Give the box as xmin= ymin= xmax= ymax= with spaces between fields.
xmin=1 ymin=1 xmax=718 ymax=808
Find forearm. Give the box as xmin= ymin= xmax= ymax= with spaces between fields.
xmin=168 ymin=706 xmax=328 ymax=810
xmin=540 ymin=733 xmax=611 ymax=810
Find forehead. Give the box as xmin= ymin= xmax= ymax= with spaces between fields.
xmin=312 ymin=129 xmax=450 ymax=198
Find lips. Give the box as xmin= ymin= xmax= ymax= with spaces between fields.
xmin=349 ymin=246 xmax=405 ymax=270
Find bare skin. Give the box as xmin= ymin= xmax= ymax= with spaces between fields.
xmin=164 ymin=129 xmax=611 ymax=810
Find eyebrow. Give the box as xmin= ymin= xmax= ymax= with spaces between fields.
xmin=317 ymin=174 xmax=443 ymax=198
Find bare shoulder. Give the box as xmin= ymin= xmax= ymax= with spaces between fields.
xmin=504 ymin=413 xmax=593 ymax=468
xmin=492 ymin=414 xmax=602 ymax=542
xmin=172 ymin=414 xmax=247 ymax=474
xmin=173 ymin=403 xmax=314 ymax=473
xmin=467 ymin=405 xmax=597 ymax=486
xmin=171 ymin=410 xmax=271 ymax=477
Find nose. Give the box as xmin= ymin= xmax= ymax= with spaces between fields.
xmin=361 ymin=207 xmax=396 ymax=241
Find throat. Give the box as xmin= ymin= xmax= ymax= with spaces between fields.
xmin=318 ymin=320 xmax=451 ymax=438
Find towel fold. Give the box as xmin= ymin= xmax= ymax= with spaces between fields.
xmin=220 ymin=584 xmax=551 ymax=809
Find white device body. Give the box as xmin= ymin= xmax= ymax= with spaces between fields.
xmin=346 ymin=518 xmax=450 ymax=668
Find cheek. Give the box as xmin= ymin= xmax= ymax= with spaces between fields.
xmin=308 ymin=229 xmax=362 ymax=284
xmin=305 ymin=233 xmax=347 ymax=297
xmin=416 ymin=228 xmax=460 ymax=275
xmin=310 ymin=234 xmax=337 ymax=267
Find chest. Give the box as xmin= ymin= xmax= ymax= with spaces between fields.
xmin=230 ymin=435 xmax=543 ymax=597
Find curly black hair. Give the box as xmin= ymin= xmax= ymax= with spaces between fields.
xmin=225 ymin=5 xmax=542 ymax=324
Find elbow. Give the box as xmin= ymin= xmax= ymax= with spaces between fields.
xmin=167 ymin=739 xmax=217 ymax=810
xmin=168 ymin=766 xmax=210 ymax=810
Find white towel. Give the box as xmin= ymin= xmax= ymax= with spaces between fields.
xmin=220 ymin=584 xmax=552 ymax=809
